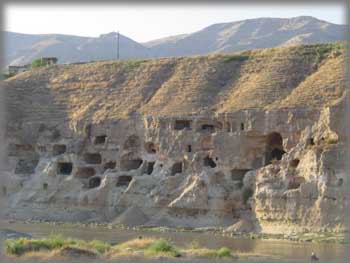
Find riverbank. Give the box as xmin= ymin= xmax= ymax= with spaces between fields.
xmin=1 ymin=219 xmax=349 ymax=263
xmin=5 ymin=235 xmax=238 ymax=260
xmin=2 ymin=219 xmax=348 ymax=244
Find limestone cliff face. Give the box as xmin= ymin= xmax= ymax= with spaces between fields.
xmin=254 ymin=101 xmax=350 ymax=233
xmin=0 ymin=43 xmax=348 ymax=234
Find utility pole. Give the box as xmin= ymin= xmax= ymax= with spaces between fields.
xmin=116 ymin=31 xmax=120 ymax=60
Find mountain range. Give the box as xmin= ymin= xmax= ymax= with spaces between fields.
xmin=4 ymin=16 xmax=347 ymax=67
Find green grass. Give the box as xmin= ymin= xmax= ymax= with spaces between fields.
xmin=5 ymin=235 xmax=111 ymax=256
xmin=216 ymin=247 xmax=232 ymax=258
xmin=185 ymin=246 xmax=233 ymax=258
xmin=145 ymin=239 xmax=180 ymax=257
xmin=6 ymin=235 xmax=237 ymax=260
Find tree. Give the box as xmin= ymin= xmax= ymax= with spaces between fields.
xmin=31 ymin=58 xmax=58 ymax=68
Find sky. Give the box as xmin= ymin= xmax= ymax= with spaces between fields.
xmin=4 ymin=3 xmax=346 ymax=43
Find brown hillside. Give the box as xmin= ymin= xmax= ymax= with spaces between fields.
xmin=3 ymin=43 xmax=345 ymax=127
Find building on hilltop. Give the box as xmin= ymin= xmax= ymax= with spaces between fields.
xmin=40 ymin=57 xmax=58 ymax=66
xmin=31 ymin=57 xmax=58 ymax=67
xmin=8 ymin=64 xmax=30 ymax=75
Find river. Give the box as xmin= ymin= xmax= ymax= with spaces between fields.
xmin=0 ymin=220 xmax=348 ymax=263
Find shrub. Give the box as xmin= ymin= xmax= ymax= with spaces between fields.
xmin=217 ymin=247 xmax=232 ymax=258
xmin=6 ymin=238 xmax=26 ymax=255
xmin=5 ymin=235 xmax=68 ymax=256
xmin=145 ymin=239 xmax=179 ymax=257
xmin=5 ymin=235 xmax=111 ymax=256
xmin=186 ymin=246 xmax=233 ymax=258
xmin=31 ymin=57 xmax=57 ymax=68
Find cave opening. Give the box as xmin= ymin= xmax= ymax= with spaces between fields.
xmin=201 ymin=124 xmax=215 ymax=132
xmin=116 ymin=175 xmax=132 ymax=187
xmin=57 ymin=162 xmax=73 ymax=175
xmin=226 ymin=122 xmax=231 ymax=132
xmin=12 ymin=144 xmax=34 ymax=155
xmin=104 ymin=161 xmax=116 ymax=171
xmin=290 ymin=159 xmax=300 ymax=168
xmin=75 ymin=167 xmax=96 ymax=178
xmin=89 ymin=177 xmax=101 ymax=188
xmin=94 ymin=135 xmax=107 ymax=145
xmin=187 ymin=145 xmax=192 ymax=153
xmin=15 ymin=159 xmax=39 ymax=174
xmin=271 ymin=148 xmax=286 ymax=161
xmin=146 ymin=162 xmax=155 ymax=175
xmin=171 ymin=162 xmax=183 ymax=175
xmin=120 ymin=158 xmax=143 ymax=171
xmin=231 ymin=169 xmax=250 ymax=181
xmin=307 ymin=137 xmax=315 ymax=146
xmin=204 ymin=156 xmax=217 ymax=168
xmin=84 ymin=153 xmax=102 ymax=164
xmin=265 ymin=132 xmax=286 ymax=165
xmin=174 ymin=120 xmax=191 ymax=130
xmin=240 ymin=123 xmax=244 ymax=131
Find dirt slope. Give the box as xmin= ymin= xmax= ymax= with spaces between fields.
xmin=3 ymin=43 xmax=345 ymax=126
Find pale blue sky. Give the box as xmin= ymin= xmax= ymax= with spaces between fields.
xmin=4 ymin=3 xmax=346 ymax=42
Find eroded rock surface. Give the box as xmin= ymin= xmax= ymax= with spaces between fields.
xmin=1 ymin=43 xmax=349 ymax=235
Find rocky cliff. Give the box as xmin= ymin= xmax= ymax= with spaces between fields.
xmin=0 ymin=43 xmax=348 ymax=235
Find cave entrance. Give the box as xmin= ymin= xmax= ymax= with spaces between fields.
xmin=75 ymin=167 xmax=96 ymax=178
xmin=84 ymin=153 xmax=102 ymax=164
xmin=15 ymin=159 xmax=39 ymax=174
xmin=104 ymin=161 xmax=116 ymax=171
xmin=89 ymin=177 xmax=101 ymax=188
xmin=231 ymin=169 xmax=250 ymax=181
xmin=94 ymin=135 xmax=107 ymax=145
xmin=171 ymin=162 xmax=183 ymax=175
xmin=201 ymin=124 xmax=215 ymax=132
xmin=120 ymin=158 xmax=143 ymax=171
xmin=116 ymin=175 xmax=132 ymax=187
xmin=174 ymin=120 xmax=191 ymax=130
xmin=204 ymin=156 xmax=217 ymax=168
xmin=146 ymin=161 xmax=155 ymax=175
xmin=57 ymin=162 xmax=73 ymax=175
xmin=231 ymin=169 xmax=250 ymax=189
xmin=265 ymin=132 xmax=285 ymax=165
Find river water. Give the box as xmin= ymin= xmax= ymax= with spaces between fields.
xmin=0 ymin=221 xmax=349 ymax=263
